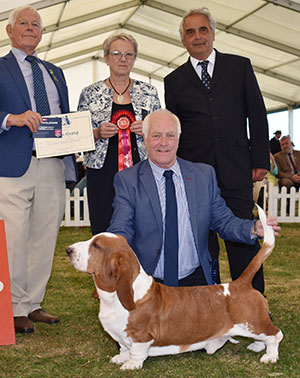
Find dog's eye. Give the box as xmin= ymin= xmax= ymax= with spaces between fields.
xmin=92 ymin=242 xmax=101 ymax=250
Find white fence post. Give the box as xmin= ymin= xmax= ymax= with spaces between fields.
xmin=61 ymin=188 xmax=90 ymax=227
xmin=266 ymin=183 xmax=300 ymax=222
xmin=63 ymin=183 xmax=300 ymax=226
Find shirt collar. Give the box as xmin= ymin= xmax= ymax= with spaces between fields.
xmin=11 ymin=47 xmax=38 ymax=63
xmin=149 ymin=159 xmax=180 ymax=181
xmin=190 ymin=48 xmax=216 ymax=70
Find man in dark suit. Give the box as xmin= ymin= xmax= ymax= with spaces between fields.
xmin=270 ymin=130 xmax=282 ymax=155
xmin=164 ymin=8 xmax=270 ymax=293
xmin=274 ymin=135 xmax=300 ymax=189
xmin=0 ymin=6 xmax=76 ymax=334
xmin=108 ymin=109 xmax=279 ymax=287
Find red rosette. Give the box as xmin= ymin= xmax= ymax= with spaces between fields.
xmin=111 ymin=109 xmax=135 ymax=129
xmin=111 ymin=109 xmax=136 ymax=171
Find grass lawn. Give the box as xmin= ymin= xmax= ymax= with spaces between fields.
xmin=1 ymin=224 xmax=299 ymax=377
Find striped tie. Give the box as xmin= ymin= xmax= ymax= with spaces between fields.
xmin=26 ymin=55 xmax=50 ymax=116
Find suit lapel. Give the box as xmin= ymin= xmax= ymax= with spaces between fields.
xmin=182 ymin=58 xmax=207 ymax=92
xmin=140 ymin=161 xmax=163 ymax=241
xmin=210 ymin=50 xmax=227 ymax=89
xmin=42 ymin=61 xmax=63 ymax=98
xmin=178 ymin=158 xmax=199 ymax=244
xmin=42 ymin=60 xmax=69 ymax=114
xmin=4 ymin=52 xmax=31 ymax=109
xmin=43 ymin=61 xmax=60 ymax=88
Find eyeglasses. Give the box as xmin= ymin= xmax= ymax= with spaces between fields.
xmin=108 ymin=51 xmax=136 ymax=61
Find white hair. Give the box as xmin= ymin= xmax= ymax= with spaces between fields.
xmin=179 ymin=7 xmax=216 ymax=40
xmin=142 ymin=109 xmax=181 ymax=137
xmin=8 ymin=5 xmax=43 ymax=29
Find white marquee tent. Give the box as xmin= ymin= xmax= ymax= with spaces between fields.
xmin=1 ymin=0 xmax=300 ymax=140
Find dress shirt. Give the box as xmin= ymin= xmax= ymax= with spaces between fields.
xmin=190 ymin=49 xmax=216 ymax=81
xmin=149 ymin=159 xmax=200 ymax=280
xmin=1 ymin=47 xmax=61 ymax=131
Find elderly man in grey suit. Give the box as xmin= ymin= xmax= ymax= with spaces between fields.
xmin=274 ymin=136 xmax=300 ymax=190
xmin=107 ymin=109 xmax=279 ymax=287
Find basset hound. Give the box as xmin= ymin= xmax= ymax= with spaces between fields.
xmin=66 ymin=206 xmax=283 ymax=370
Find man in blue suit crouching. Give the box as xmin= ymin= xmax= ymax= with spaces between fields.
xmin=107 ymin=109 xmax=279 ymax=287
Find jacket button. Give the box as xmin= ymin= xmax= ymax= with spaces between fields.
xmin=157 ymin=249 xmax=161 ymax=255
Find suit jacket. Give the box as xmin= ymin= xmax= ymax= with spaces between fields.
xmin=107 ymin=158 xmax=254 ymax=285
xmin=270 ymin=137 xmax=281 ymax=155
xmin=164 ymin=50 xmax=270 ymax=190
xmin=274 ymin=150 xmax=300 ymax=179
xmin=0 ymin=51 xmax=75 ymax=178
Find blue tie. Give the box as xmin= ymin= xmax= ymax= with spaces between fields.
xmin=163 ymin=170 xmax=178 ymax=286
xmin=199 ymin=60 xmax=211 ymax=89
xmin=26 ymin=55 xmax=50 ymax=116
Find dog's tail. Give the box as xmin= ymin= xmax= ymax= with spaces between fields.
xmin=237 ymin=204 xmax=275 ymax=286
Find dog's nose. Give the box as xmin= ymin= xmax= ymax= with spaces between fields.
xmin=66 ymin=247 xmax=73 ymax=255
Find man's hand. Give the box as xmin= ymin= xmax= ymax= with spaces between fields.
xmin=254 ymin=217 xmax=280 ymax=237
xmin=7 ymin=111 xmax=43 ymax=133
xmin=292 ymin=173 xmax=300 ymax=184
xmin=252 ymin=168 xmax=268 ymax=182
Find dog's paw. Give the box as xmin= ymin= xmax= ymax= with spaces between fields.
xmin=247 ymin=341 xmax=265 ymax=353
xmin=260 ymin=353 xmax=278 ymax=363
xmin=228 ymin=337 xmax=239 ymax=344
xmin=110 ymin=352 xmax=130 ymax=365
xmin=120 ymin=359 xmax=143 ymax=370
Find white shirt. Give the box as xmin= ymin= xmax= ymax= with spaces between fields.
xmin=149 ymin=159 xmax=200 ymax=280
xmin=190 ymin=49 xmax=216 ymax=81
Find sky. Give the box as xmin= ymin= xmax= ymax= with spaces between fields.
xmin=268 ymin=109 xmax=299 ymax=150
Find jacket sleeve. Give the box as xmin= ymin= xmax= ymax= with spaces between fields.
xmin=208 ymin=166 xmax=255 ymax=244
xmin=107 ymin=172 xmax=136 ymax=245
xmin=164 ymin=74 xmax=179 ymax=115
xmin=245 ymin=59 xmax=270 ymax=170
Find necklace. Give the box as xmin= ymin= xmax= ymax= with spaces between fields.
xmin=109 ymin=78 xmax=131 ymax=103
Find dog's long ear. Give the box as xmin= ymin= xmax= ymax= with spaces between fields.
xmin=109 ymin=252 xmax=136 ymax=311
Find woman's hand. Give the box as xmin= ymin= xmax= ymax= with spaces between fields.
xmin=130 ymin=120 xmax=143 ymax=136
xmin=94 ymin=122 xmax=118 ymax=140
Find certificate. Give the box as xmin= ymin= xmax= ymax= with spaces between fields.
xmin=32 ymin=117 xmax=62 ymax=138
xmin=35 ymin=111 xmax=95 ymax=158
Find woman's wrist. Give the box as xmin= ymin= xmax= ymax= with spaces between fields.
xmin=93 ymin=127 xmax=101 ymax=141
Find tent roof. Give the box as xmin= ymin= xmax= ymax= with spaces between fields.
xmin=1 ymin=0 xmax=300 ymax=111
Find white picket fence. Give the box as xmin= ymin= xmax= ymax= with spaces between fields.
xmin=264 ymin=183 xmax=300 ymax=222
xmin=61 ymin=184 xmax=300 ymax=227
xmin=61 ymin=188 xmax=90 ymax=227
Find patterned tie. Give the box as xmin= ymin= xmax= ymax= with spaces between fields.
xmin=26 ymin=55 xmax=50 ymax=116
xmin=199 ymin=60 xmax=211 ymax=89
xmin=163 ymin=170 xmax=178 ymax=286
xmin=288 ymin=153 xmax=298 ymax=174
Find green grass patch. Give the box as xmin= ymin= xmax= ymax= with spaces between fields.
xmin=1 ymin=224 xmax=299 ymax=377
